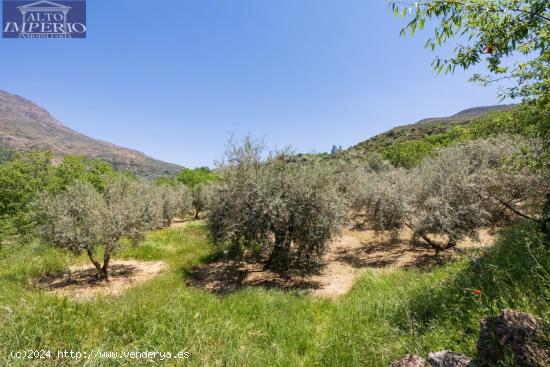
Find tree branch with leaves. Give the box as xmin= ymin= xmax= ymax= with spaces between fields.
xmin=390 ymin=0 xmax=549 ymax=101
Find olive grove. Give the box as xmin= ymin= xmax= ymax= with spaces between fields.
xmin=353 ymin=136 xmax=549 ymax=252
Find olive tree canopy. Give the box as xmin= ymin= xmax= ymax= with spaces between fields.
xmin=32 ymin=178 xmax=163 ymax=279
xmin=208 ymin=137 xmax=348 ymax=271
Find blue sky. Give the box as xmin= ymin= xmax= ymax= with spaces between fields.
xmin=0 ymin=0 xmax=509 ymax=167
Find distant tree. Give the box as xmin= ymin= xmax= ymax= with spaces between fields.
xmin=391 ymin=0 xmax=549 ymax=101
xmin=0 ymin=148 xmax=17 ymax=164
xmin=331 ymin=145 xmax=343 ymax=155
xmin=51 ymin=155 xmax=117 ymax=193
xmin=174 ymin=184 xmax=194 ymax=220
xmin=192 ymin=183 xmax=217 ymax=219
xmin=0 ymin=151 xmax=54 ymax=242
xmin=380 ymin=140 xmax=436 ymax=168
xmin=177 ymin=167 xmax=218 ymax=189
xmin=157 ymin=184 xmax=192 ymax=226
xmin=153 ymin=176 xmax=178 ymax=187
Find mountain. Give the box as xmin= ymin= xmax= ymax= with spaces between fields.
xmin=349 ymin=104 xmax=516 ymax=154
xmin=0 ymin=90 xmax=183 ymax=177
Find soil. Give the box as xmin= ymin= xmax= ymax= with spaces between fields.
xmin=34 ymin=260 xmax=166 ymax=301
xmin=169 ymin=217 xmax=190 ymax=228
xmin=187 ymin=228 xmax=496 ymax=299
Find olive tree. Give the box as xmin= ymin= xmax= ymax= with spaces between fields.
xmin=157 ymin=184 xmax=192 ymax=226
xmin=403 ymin=141 xmax=496 ymax=251
xmin=208 ymin=137 xmax=347 ymax=271
xmin=360 ymin=168 xmax=410 ymax=237
xmin=259 ymin=159 xmax=348 ymax=270
xmin=101 ymin=177 xmax=162 ymax=271
xmin=192 ymin=182 xmax=217 ymax=219
xmin=174 ymin=184 xmax=193 ymax=220
xmin=473 ymin=137 xmax=550 ymax=232
xmin=361 ymin=137 xmax=543 ymax=253
xmin=336 ymin=155 xmax=393 ymax=215
xmin=32 ymin=178 xmax=162 ymax=279
xmin=32 ymin=181 xmax=108 ymax=277
xmin=207 ymin=137 xmax=271 ymax=256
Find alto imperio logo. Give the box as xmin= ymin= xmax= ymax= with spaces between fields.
xmin=2 ymin=0 xmax=86 ymax=38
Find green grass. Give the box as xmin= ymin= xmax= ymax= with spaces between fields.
xmin=0 ymin=222 xmax=548 ymax=366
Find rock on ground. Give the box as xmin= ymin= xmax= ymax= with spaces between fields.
xmin=427 ymin=351 xmax=474 ymax=367
xmin=390 ymin=354 xmax=427 ymax=367
xmin=477 ymin=309 xmax=550 ymax=367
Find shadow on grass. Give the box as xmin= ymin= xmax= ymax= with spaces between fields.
xmin=34 ymin=263 xmax=139 ymax=290
xmin=184 ymin=255 xmax=322 ymax=295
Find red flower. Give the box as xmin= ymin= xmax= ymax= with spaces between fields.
xmin=473 ymin=289 xmax=482 ymax=295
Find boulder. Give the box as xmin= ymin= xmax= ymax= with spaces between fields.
xmin=390 ymin=354 xmax=427 ymax=367
xmin=427 ymin=351 xmax=474 ymax=367
xmin=477 ymin=309 xmax=549 ymax=367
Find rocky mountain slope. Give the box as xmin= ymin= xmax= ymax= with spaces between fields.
xmin=0 ymin=90 xmax=182 ymax=177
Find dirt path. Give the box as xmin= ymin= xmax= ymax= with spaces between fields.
xmin=188 ymin=228 xmax=496 ymax=299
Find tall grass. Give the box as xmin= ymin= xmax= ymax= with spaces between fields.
xmin=0 ymin=222 xmax=548 ymax=366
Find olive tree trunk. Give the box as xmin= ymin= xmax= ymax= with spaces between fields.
xmin=266 ymin=229 xmax=292 ymax=271
xmin=86 ymin=247 xmax=111 ymax=280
